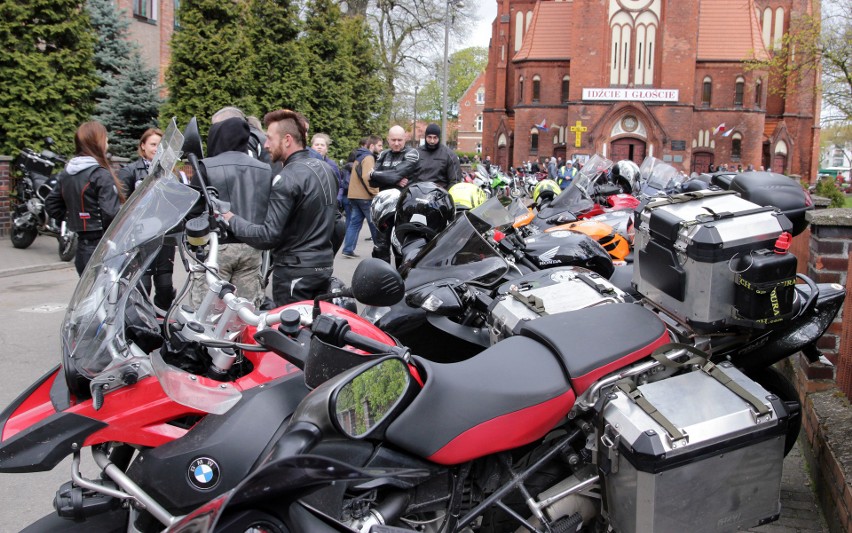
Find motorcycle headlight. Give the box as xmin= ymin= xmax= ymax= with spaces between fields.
xmin=26 ymin=198 xmax=43 ymax=214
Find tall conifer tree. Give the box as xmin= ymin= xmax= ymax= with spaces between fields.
xmin=162 ymin=0 xmax=255 ymax=137
xmin=87 ymin=0 xmax=161 ymax=158
xmin=0 ymin=0 xmax=99 ymax=155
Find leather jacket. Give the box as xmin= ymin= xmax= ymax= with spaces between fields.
xmin=228 ymin=150 xmax=338 ymax=268
xmin=415 ymin=143 xmax=462 ymax=189
xmin=200 ymin=151 xmax=271 ymax=227
xmin=117 ymin=158 xmax=150 ymax=196
xmin=370 ymin=146 xmax=420 ymax=190
xmin=45 ymin=161 xmax=121 ymax=235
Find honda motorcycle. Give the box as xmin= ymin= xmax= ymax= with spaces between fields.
xmin=0 ymin=119 xmax=405 ymax=532
xmin=10 ymin=140 xmax=78 ymax=261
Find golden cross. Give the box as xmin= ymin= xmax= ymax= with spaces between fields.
xmin=570 ymin=120 xmax=587 ymax=148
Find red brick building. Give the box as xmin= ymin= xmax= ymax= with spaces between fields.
xmin=116 ymin=0 xmax=177 ymax=90
xmin=481 ymin=0 xmax=820 ymax=178
xmin=457 ymin=72 xmax=486 ymax=153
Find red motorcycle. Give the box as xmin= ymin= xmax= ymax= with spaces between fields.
xmin=0 ymin=119 xmax=401 ymax=532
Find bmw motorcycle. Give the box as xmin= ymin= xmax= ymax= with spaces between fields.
xmin=10 ymin=140 xmax=78 ymax=261
xmin=168 ymin=271 xmax=832 ymax=533
xmin=0 ymin=119 xmax=404 ymax=532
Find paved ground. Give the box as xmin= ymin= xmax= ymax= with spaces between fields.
xmin=0 ymin=232 xmax=831 ymax=532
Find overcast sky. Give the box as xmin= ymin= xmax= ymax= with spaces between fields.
xmin=461 ymin=2 xmax=497 ymax=50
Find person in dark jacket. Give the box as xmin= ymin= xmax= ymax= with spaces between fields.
xmin=45 ymin=121 xmax=125 ymax=275
xmin=341 ymin=135 xmax=382 ymax=258
xmin=369 ymin=125 xmax=420 ymax=263
xmin=222 ymin=110 xmax=338 ymax=306
xmin=118 ymin=128 xmax=177 ymax=310
xmin=415 ymin=123 xmax=461 ymax=189
xmin=190 ymin=116 xmax=271 ymax=307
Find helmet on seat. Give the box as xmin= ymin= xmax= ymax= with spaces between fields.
xmin=394 ymin=182 xmax=455 ymax=243
xmin=448 ymin=182 xmax=487 ymax=211
xmin=611 ymin=160 xmax=640 ymax=193
xmin=533 ymin=179 xmax=561 ymax=206
xmin=370 ymin=189 xmax=401 ymax=232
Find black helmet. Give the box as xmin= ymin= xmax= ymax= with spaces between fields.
xmin=394 ymin=182 xmax=455 ymax=243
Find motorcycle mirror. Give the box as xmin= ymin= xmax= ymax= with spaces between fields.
xmin=406 ymin=282 xmax=464 ymax=316
xmin=181 ymin=117 xmax=205 ymax=160
xmin=350 ymin=258 xmax=405 ymax=307
xmin=332 ymin=357 xmax=412 ymax=439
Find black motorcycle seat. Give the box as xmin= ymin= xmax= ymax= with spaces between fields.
xmin=385 ymin=336 xmax=574 ymax=465
xmin=519 ymin=303 xmax=669 ymax=395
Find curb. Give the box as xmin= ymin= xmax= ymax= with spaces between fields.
xmin=0 ymin=262 xmax=74 ymax=279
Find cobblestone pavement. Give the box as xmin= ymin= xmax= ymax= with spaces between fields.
xmin=739 ymin=440 xmax=828 ymax=533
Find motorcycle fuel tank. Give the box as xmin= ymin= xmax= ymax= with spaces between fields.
xmin=523 ymin=230 xmax=614 ymax=278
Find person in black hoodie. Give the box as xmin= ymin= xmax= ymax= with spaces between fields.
xmin=45 ymin=121 xmax=125 ymax=275
xmin=415 ymin=123 xmax=461 ymax=189
xmin=189 ymin=116 xmax=272 ymax=308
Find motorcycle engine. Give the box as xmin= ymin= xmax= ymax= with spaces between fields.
xmin=26 ymin=197 xmax=43 ymax=215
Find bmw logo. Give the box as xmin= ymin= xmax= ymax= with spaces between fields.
xmin=187 ymin=457 xmax=221 ymax=491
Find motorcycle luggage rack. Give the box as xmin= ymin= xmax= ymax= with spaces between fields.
xmin=453 ymin=428 xmax=589 ymax=533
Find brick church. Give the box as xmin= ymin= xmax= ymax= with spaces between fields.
xmin=481 ymin=0 xmax=820 ymax=178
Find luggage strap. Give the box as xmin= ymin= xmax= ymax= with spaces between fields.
xmin=616 ymin=381 xmax=685 ymax=442
xmin=700 ymin=361 xmax=771 ymax=416
xmin=508 ymin=287 xmax=547 ymax=315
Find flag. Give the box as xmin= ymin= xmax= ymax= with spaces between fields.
xmin=713 ymin=123 xmax=726 ymax=135
xmin=534 ymin=118 xmax=548 ymax=132
xmin=722 ymin=129 xmax=734 ymax=137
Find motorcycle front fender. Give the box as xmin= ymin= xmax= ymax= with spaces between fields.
xmin=0 ymin=366 xmax=106 ymax=473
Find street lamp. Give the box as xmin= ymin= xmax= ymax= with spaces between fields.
xmin=441 ymin=0 xmax=463 ymax=146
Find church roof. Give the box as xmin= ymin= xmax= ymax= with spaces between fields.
xmin=513 ymin=1 xmax=573 ymax=62
xmin=697 ymin=0 xmax=770 ymax=61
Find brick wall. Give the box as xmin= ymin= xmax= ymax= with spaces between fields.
xmin=0 ymin=157 xmax=11 ymax=237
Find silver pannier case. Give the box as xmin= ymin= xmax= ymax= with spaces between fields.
xmin=601 ymin=362 xmax=789 ymax=532
xmin=632 ymin=189 xmax=794 ymax=331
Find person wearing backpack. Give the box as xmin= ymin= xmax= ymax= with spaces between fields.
xmin=340 ymin=135 xmax=382 ymax=258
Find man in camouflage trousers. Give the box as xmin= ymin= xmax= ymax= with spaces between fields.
xmin=190 ymin=113 xmax=272 ymax=308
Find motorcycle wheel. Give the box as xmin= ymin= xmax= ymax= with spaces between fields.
xmin=11 ymin=224 xmax=38 ymax=249
xmin=746 ymin=366 xmax=800 ymax=457
xmin=57 ymin=233 xmax=77 ymax=262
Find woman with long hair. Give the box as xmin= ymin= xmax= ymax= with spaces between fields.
xmin=118 ymin=128 xmax=176 ymax=309
xmin=45 ymin=121 xmax=125 ymax=275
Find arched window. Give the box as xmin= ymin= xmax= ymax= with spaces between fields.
xmin=755 ymin=79 xmax=762 ymax=107
xmin=762 ymin=8 xmax=772 ymax=49
xmin=731 ymin=132 xmax=742 ymax=161
xmin=475 ymin=115 xmax=483 ymax=132
xmin=515 ymin=12 xmax=524 ymax=52
xmin=530 ymin=128 xmax=539 ymax=154
xmin=734 ymin=76 xmax=745 ymax=107
xmin=532 ymin=75 xmax=541 ymax=102
xmin=476 ymin=89 xmax=484 ymax=105
xmin=702 ymin=76 xmax=712 ymax=106
xmin=561 ymin=76 xmax=570 ymax=103
xmin=518 ymin=76 xmax=524 ymax=103
xmin=773 ymin=8 xmax=785 ymax=50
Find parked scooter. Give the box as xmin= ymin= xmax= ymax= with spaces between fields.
xmin=0 ymin=119 xmax=406 ymax=532
xmin=10 ymin=139 xmax=77 ymax=261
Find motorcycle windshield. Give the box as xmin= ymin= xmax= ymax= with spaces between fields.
xmin=404 ymin=214 xmax=509 ymax=288
xmin=548 ymin=154 xmax=613 ymax=210
xmin=638 ymin=156 xmax=681 ymax=196
xmin=60 ymin=120 xmax=199 ymax=380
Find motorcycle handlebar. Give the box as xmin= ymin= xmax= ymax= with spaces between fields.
xmin=342 ymin=329 xmax=404 ymax=357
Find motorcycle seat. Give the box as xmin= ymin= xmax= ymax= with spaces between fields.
xmin=385 ymin=336 xmax=575 ymax=465
xmin=518 ymin=303 xmax=669 ymax=395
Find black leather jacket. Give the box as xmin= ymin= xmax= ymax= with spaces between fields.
xmin=200 ymin=151 xmax=271 ymax=227
xmin=118 ymin=158 xmax=150 ymax=196
xmin=415 ymin=143 xmax=462 ymax=189
xmin=228 ymin=150 xmax=338 ymax=267
xmin=370 ymin=146 xmax=420 ymax=190
xmin=45 ymin=163 xmax=121 ymax=235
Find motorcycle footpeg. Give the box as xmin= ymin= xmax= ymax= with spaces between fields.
xmin=54 ymin=479 xmax=121 ymax=521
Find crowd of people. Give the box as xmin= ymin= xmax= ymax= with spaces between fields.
xmin=46 ymin=110 xmax=465 ymax=310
